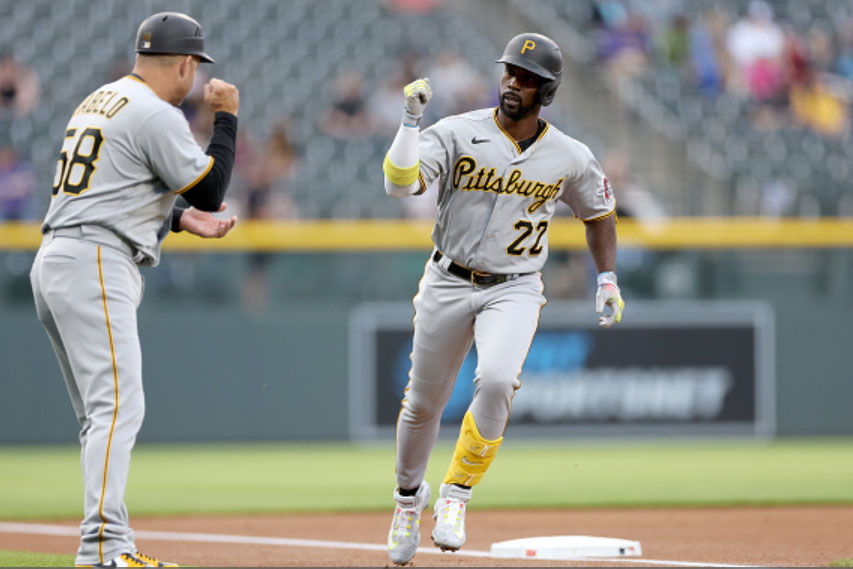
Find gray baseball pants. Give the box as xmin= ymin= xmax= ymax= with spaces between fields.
xmin=395 ymin=257 xmax=545 ymax=489
xmin=30 ymin=228 xmax=144 ymax=566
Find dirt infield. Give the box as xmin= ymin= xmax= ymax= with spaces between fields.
xmin=3 ymin=505 xmax=852 ymax=567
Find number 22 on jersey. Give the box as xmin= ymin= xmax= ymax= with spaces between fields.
xmin=507 ymin=220 xmax=548 ymax=256
xmin=52 ymin=127 xmax=105 ymax=196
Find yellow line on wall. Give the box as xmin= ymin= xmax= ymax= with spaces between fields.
xmin=3 ymin=218 xmax=853 ymax=251
xmin=597 ymin=218 xmax=853 ymax=249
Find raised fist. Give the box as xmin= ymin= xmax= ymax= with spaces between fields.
xmin=402 ymin=78 xmax=432 ymax=125
xmin=204 ymin=78 xmax=240 ymax=116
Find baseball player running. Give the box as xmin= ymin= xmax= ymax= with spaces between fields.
xmin=30 ymin=12 xmax=238 ymax=568
xmin=382 ymin=33 xmax=624 ymax=565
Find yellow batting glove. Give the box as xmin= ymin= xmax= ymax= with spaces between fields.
xmin=402 ymin=78 xmax=432 ymax=126
xmin=595 ymin=271 xmax=625 ymax=329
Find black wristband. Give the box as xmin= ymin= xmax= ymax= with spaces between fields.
xmin=171 ymin=206 xmax=186 ymax=233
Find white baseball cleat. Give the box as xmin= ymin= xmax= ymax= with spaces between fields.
xmin=75 ymin=551 xmax=169 ymax=567
xmin=431 ymin=483 xmax=471 ymax=551
xmin=387 ymin=481 xmax=431 ymax=565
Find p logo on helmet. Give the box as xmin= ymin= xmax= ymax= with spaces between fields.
xmin=521 ymin=40 xmax=536 ymax=54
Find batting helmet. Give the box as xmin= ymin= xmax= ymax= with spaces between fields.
xmin=496 ymin=33 xmax=562 ymax=106
xmin=135 ymin=12 xmax=215 ymax=64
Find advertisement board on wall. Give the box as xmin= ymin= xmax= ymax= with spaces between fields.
xmin=349 ymin=301 xmax=774 ymax=440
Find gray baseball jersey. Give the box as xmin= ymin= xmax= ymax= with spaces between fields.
xmin=44 ymin=75 xmax=213 ymax=267
xmin=418 ymin=107 xmax=614 ymax=273
xmin=31 ymin=73 xmax=217 ymax=566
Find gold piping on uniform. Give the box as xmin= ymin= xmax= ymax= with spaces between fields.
xmin=416 ymin=171 xmax=427 ymax=196
xmin=582 ymin=209 xmax=616 ymax=224
xmin=96 ymin=246 xmax=121 ymax=564
xmin=491 ymin=108 xmax=550 ymax=154
xmin=123 ymin=74 xmax=155 ymax=97
xmin=492 ymin=108 xmax=522 ymax=154
xmin=175 ymin=156 xmax=214 ymax=194
xmin=534 ymin=122 xmax=550 ymax=145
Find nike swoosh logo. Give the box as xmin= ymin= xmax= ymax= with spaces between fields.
xmin=471 ymin=137 xmax=490 ymax=144
xmin=461 ymin=457 xmax=482 ymax=466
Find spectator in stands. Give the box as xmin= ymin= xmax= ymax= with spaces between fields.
xmin=688 ymin=10 xmax=726 ymax=95
xmin=318 ymin=71 xmax=376 ymax=139
xmin=592 ymin=0 xmax=651 ymax=80
xmin=783 ymin=26 xmax=810 ymax=87
xmin=183 ymin=66 xmax=213 ymax=142
xmin=373 ymin=52 xmax=422 ymax=134
xmin=833 ymin=16 xmax=853 ymax=81
xmin=604 ymin=149 xmax=665 ymax=221
xmin=264 ymin=122 xmax=299 ymax=182
xmin=0 ymin=50 xmax=40 ymax=118
xmin=789 ymin=66 xmax=849 ymax=137
xmin=241 ymin=123 xmax=299 ymax=312
xmin=725 ymin=0 xmax=785 ymax=98
xmin=424 ymin=49 xmax=488 ymax=118
xmin=384 ymin=0 xmax=439 ymax=13
xmin=759 ymin=178 xmax=796 ymax=217
xmin=0 ymin=144 xmax=36 ymax=220
xmin=657 ymin=13 xmax=689 ymax=71
xmin=747 ymin=54 xmax=786 ymax=102
xmin=804 ymin=25 xmax=834 ymax=73
xmin=542 ymin=245 xmax=589 ymax=300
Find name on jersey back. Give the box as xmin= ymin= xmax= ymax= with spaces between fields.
xmin=72 ymin=89 xmax=130 ymax=119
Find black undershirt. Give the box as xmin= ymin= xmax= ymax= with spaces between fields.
xmin=517 ymin=118 xmax=546 ymax=152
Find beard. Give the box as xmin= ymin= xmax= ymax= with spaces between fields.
xmin=499 ymin=92 xmax=538 ymax=121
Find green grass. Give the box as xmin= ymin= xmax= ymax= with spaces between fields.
xmin=1 ymin=438 xmax=852 ymax=520
xmin=0 ymin=549 xmax=74 ymax=567
xmin=830 ymin=559 xmax=853 ymax=567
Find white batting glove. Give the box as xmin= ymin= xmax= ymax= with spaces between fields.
xmin=595 ymin=271 xmax=625 ymax=329
xmin=402 ymin=78 xmax=432 ymax=127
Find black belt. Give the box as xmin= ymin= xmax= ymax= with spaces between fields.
xmin=432 ymin=250 xmax=516 ymax=286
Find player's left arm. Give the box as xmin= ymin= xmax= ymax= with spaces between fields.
xmin=584 ymin=213 xmax=616 ymax=273
xmin=584 ymin=214 xmax=624 ymax=328
xmin=559 ymin=146 xmax=624 ymax=328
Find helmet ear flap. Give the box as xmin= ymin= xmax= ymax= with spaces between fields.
xmin=538 ymin=75 xmax=561 ymax=106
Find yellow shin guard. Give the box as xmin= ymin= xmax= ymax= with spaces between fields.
xmin=443 ymin=411 xmax=503 ymax=487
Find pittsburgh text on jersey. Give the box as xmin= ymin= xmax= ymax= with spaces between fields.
xmin=452 ymin=155 xmax=563 ymax=214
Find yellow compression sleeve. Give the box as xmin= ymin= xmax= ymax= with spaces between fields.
xmin=383 ymin=153 xmax=420 ymax=187
xmin=443 ymin=411 xmax=503 ymax=487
